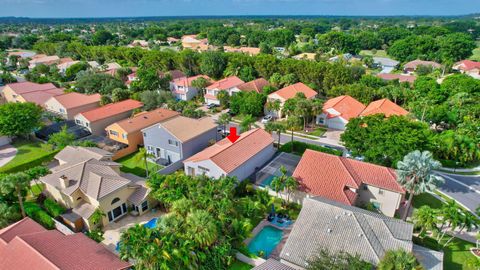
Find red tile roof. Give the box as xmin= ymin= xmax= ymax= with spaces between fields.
xmin=323 ymin=95 xmax=366 ymax=121
xmin=360 ymin=98 xmax=409 ymax=117
xmin=159 ymin=70 xmax=186 ymax=80
xmin=110 ymin=108 xmax=180 ymax=133
xmin=78 ymin=99 xmax=143 ymax=122
xmin=377 ymin=73 xmax=416 ymax=84
xmin=237 ymin=78 xmax=269 ymax=94
xmin=404 ymin=60 xmax=442 ymax=70
xmin=49 ymin=92 xmax=101 ymax=109
xmin=293 ymin=150 xmax=404 ymax=206
xmin=0 ymin=217 xmax=46 ymax=244
xmin=0 ymin=218 xmax=131 ymax=270
xmin=454 ymin=60 xmax=480 ymax=71
xmin=185 ymin=128 xmax=274 ymax=173
xmin=5 ymin=82 xmax=65 ymax=106
xmin=172 ymin=74 xmax=212 ymax=87
xmin=206 ymin=76 xmax=244 ymax=91
xmin=269 ymin=82 xmax=317 ymax=100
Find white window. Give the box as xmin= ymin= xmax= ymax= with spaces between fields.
xmin=168 ymin=139 xmax=179 ymax=146
xmin=109 ymin=130 xmax=119 ymax=136
xmin=122 ymin=133 xmax=127 ymax=139
xmin=59 ymin=108 xmax=65 ymax=113
xmin=198 ymin=166 xmax=210 ymax=175
xmin=143 ymin=132 xmax=147 ymax=137
xmin=378 ymin=189 xmax=384 ymax=195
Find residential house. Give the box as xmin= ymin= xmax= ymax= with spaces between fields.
xmin=142 ymin=116 xmax=217 ymax=166
xmin=453 ymin=60 xmax=480 ymax=79
xmin=2 ymin=82 xmax=64 ymax=107
xmin=74 ymin=99 xmax=143 ymax=136
xmin=360 ymin=98 xmax=409 ymax=117
xmin=44 ymin=92 xmax=101 ymax=120
xmin=159 ymin=69 xmax=186 ymax=80
xmin=184 ymin=128 xmax=275 ymax=181
xmin=292 ymin=150 xmax=405 ymax=217
xmin=128 ymin=39 xmax=149 ymax=48
xmin=373 ymin=57 xmax=399 ymax=73
xmin=266 ymin=82 xmax=317 ymax=118
xmin=125 ymin=71 xmax=137 ymax=87
xmin=167 ymin=37 xmax=180 ymax=45
xmin=40 ymin=146 xmax=156 ymax=229
xmin=102 ymin=62 xmax=122 ymax=76
xmin=105 ymin=108 xmax=180 ymax=159
xmin=6 ymin=50 xmax=36 ymax=65
xmin=170 ymin=75 xmax=213 ymax=101
xmin=204 ymin=76 xmax=245 ymax=105
xmin=316 ymin=95 xmax=365 ymax=130
xmin=0 ymin=217 xmax=132 ymax=270
xmin=293 ymin=53 xmax=317 ymax=61
xmin=237 ymin=78 xmax=270 ymax=94
xmin=377 ymin=73 xmax=417 ymax=84
xmin=224 ymin=46 xmax=261 ymax=56
xmin=404 ymin=59 xmax=442 ymax=73
xmin=279 ymin=197 xmax=413 ymax=268
xmin=28 ymin=54 xmax=60 ymax=69
xmin=181 ymin=35 xmax=209 ymax=50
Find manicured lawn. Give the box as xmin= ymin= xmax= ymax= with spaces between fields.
xmin=360 ymin=49 xmax=388 ymax=58
xmin=470 ymin=41 xmax=480 ymax=61
xmin=299 ymin=127 xmax=327 ymax=137
xmin=229 ymin=261 xmax=253 ymax=270
xmin=117 ymin=151 xmax=161 ymax=177
xmin=412 ymin=193 xmax=444 ymax=210
xmin=0 ymin=139 xmax=57 ymax=173
xmin=27 ymin=183 xmax=45 ymax=201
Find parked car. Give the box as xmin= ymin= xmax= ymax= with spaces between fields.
xmin=261 ymin=115 xmax=273 ymax=123
xmin=207 ymin=103 xmax=218 ymax=109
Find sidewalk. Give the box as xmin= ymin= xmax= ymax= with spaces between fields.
xmin=439 ymin=166 xmax=480 ymax=173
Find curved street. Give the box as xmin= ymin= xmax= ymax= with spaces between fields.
xmin=436 ymin=172 xmax=480 ymax=214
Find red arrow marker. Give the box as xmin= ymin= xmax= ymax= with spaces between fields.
xmin=227 ymin=127 xmax=240 ymax=143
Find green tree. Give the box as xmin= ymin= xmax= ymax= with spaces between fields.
xmin=65 ymin=61 xmax=89 ymax=80
xmin=240 ymin=114 xmax=255 ymax=132
xmin=412 ymin=205 xmax=439 ymax=236
xmin=306 ymin=248 xmax=371 ymax=270
xmin=90 ymin=208 xmax=106 ymax=228
xmin=135 ymin=147 xmax=155 ymax=177
xmin=48 ymin=125 xmax=75 ymax=149
xmin=217 ymin=90 xmax=230 ymax=107
xmin=265 ymin=122 xmax=286 ymax=149
xmin=0 ymin=172 xmax=31 ymax=218
xmin=396 ymin=150 xmax=444 ymax=221
xmin=0 ymin=102 xmax=42 ymax=137
xmin=112 ymin=88 xmax=131 ymax=102
xmin=270 ymin=166 xmax=288 ymax=197
xmin=217 ymin=113 xmax=232 ymax=134
xmin=377 ymin=249 xmax=422 ymax=270
xmin=200 ymin=51 xmax=226 ymax=79
xmin=285 ymin=116 xmax=302 ymax=153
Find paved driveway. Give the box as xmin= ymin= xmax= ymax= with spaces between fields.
xmin=0 ymin=145 xmax=17 ymax=167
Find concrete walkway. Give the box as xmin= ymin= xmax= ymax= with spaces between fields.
xmin=0 ymin=144 xmax=17 ymax=167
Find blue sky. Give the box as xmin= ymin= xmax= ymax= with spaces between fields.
xmin=0 ymin=0 xmax=479 ymax=18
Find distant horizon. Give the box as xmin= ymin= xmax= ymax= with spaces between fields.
xmin=1 ymin=0 xmax=479 ymax=19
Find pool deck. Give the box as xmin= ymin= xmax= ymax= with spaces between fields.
xmin=244 ymin=219 xmax=293 ymax=261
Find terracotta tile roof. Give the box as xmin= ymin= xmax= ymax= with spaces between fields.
xmin=185 ymin=128 xmax=274 ymax=173
xmin=454 ymin=60 xmax=480 ymax=71
xmin=109 ymin=108 xmax=180 ymax=133
xmin=6 ymin=82 xmax=58 ymax=94
xmin=404 ymin=60 xmax=442 ymax=69
xmin=360 ymin=99 xmax=409 ymax=117
xmin=148 ymin=116 xmax=217 ymax=143
xmin=293 ymin=150 xmax=404 ymax=205
xmin=323 ymin=95 xmax=366 ymax=121
xmin=172 ymin=74 xmax=212 ymax=87
xmin=22 ymin=88 xmax=65 ymax=106
xmin=159 ymin=70 xmax=186 ymax=80
xmin=269 ymin=82 xmax=317 ymax=100
xmin=204 ymin=93 xmax=218 ymax=100
xmin=377 ymin=73 xmax=416 ymax=84
xmin=49 ymin=92 xmax=101 ymax=109
xmin=206 ymin=76 xmax=244 ymax=91
xmin=224 ymin=46 xmax=261 ymax=55
xmin=29 ymin=55 xmax=60 ymax=65
xmin=237 ymin=78 xmax=269 ymax=93
xmin=77 ymin=99 xmax=143 ymax=122
xmin=0 ymin=217 xmax=46 ymax=244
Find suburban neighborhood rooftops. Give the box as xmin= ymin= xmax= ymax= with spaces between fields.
xmin=149 ymin=116 xmax=217 ymax=143
xmin=237 ymin=78 xmax=269 ymax=93
xmin=293 ymin=150 xmax=404 ymax=205
xmin=323 ymin=95 xmax=366 ymax=121
xmin=224 ymin=46 xmax=261 ymax=55
xmin=280 ymin=197 xmax=413 ymax=266
xmin=159 ymin=69 xmax=186 ymax=80
xmin=185 ymin=128 xmax=274 ymax=173
xmin=0 ymin=218 xmax=131 ymax=270
xmin=377 ymin=73 xmax=417 ymax=84
xmin=5 ymin=82 xmax=59 ymax=94
xmin=29 ymin=55 xmax=60 ymax=65
xmin=269 ymin=82 xmax=317 ymax=100
xmin=172 ymin=74 xmax=212 ymax=87
xmin=360 ymin=98 xmax=409 ymax=117
xmin=404 ymin=59 xmax=442 ymax=69
xmin=47 ymin=92 xmax=101 ymax=109
xmin=454 ymin=59 xmax=480 ymax=71
xmin=77 ymin=99 xmax=143 ymax=122
xmin=206 ymin=76 xmax=244 ymax=90
xmin=252 ymin=259 xmax=296 ymax=270
xmin=110 ymin=108 xmax=180 ymax=133
xmin=0 ymin=217 xmax=46 ymax=243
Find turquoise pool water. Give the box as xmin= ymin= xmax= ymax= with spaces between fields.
xmin=260 ymin=171 xmax=293 ymax=187
xmin=247 ymin=226 xmax=283 ymax=258
xmin=144 ymin=217 xmax=158 ymax=229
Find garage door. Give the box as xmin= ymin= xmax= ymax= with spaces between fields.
xmin=0 ymin=136 xmax=10 ymax=147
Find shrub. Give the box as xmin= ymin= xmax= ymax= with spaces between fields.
xmin=86 ymin=229 xmax=105 ymax=243
xmin=279 ymin=141 xmax=343 ymax=156
xmin=44 ymin=198 xmax=66 ymax=217
xmin=24 ymin=202 xmax=55 ymax=229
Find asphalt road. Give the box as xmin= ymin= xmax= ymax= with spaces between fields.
xmin=436 ymin=172 xmax=480 ymax=212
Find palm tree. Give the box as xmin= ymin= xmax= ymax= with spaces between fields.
xmin=443 ymin=209 xmax=478 ymax=247
xmin=310 ymin=99 xmax=324 ymax=126
xmin=217 ymin=113 xmax=231 ymax=134
xmin=412 ymin=205 xmax=439 ymax=236
xmin=240 ymin=114 xmax=255 ymax=132
xmin=185 ymin=209 xmax=218 ymax=247
xmin=296 ymin=99 xmax=312 ymax=131
xmin=377 ymin=249 xmax=421 ymax=270
xmin=270 ymin=166 xmax=288 ymax=198
xmin=90 ymin=208 xmax=106 ymax=228
xmin=265 ymin=122 xmax=286 ymax=149
xmin=266 ymin=100 xmax=281 ymax=119
xmin=285 ymin=116 xmax=302 ymax=153
xmin=0 ymin=172 xmax=31 ymax=218
xmin=437 ymin=199 xmax=461 ymax=242
xmin=397 ymin=150 xmax=444 ymax=221
xmin=284 ymin=176 xmax=299 ymax=204
xmin=135 ymin=147 xmax=155 ymax=177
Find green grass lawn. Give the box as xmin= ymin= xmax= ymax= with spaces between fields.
xmin=229 ymin=261 xmax=253 ymax=270
xmin=412 ymin=193 xmax=444 ymax=210
xmin=360 ymin=49 xmax=388 ymax=58
xmin=0 ymin=139 xmax=57 ymax=173
xmin=299 ymin=127 xmax=327 ymax=137
xmin=26 ymin=183 xmax=45 ymax=201
xmin=469 ymin=41 xmax=480 ymax=61
xmin=117 ymin=151 xmax=162 ymax=177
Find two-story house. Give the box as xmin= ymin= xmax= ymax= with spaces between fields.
xmin=265 ymin=82 xmax=317 ymax=118
xmin=2 ymin=82 xmax=64 ymax=107
xmin=170 ymin=75 xmax=212 ymax=101
xmin=204 ymin=76 xmax=244 ymax=105
xmin=142 ymin=116 xmax=217 ymax=166
xmin=44 ymin=92 xmax=101 ymax=120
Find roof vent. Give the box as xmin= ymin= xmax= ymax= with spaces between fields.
xmin=327 ymin=228 xmax=332 ymax=233
xmin=285 ymin=253 xmax=290 ymax=256
xmin=343 ymin=211 xmax=347 ymax=215
xmin=335 ymin=215 xmax=340 ymax=220
xmin=358 ymin=233 xmax=363 ymax=237
xmin=347 ymin=212 xmax=352 ymax=216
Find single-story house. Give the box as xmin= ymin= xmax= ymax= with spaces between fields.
xmin=316 ymin=95 xmax=366 ymax=130
xmin=44 ymin=92 xmax=101 ymax=120
xmin=184 ymin=128 xmax=275 ymax=181
xmin=1 ymin=82 xmax=64 ymax=107
xmin=142 ymin=116 xmax=217 ymax=166
xmin=404 ymin=60 xmax=442 ymax=73
xmin=181 ymin=35 xmax=209 ymax=50
xmin=292 ymin=150 xmax=405 ymax=217
xmin=28 ymin=54 xmax=60 ymax=69
xmin=204 ymin=76 xmax=245 ymax=105
xmin=237 ymin=78 xmax=270 ymax=94
xmin=279 ymin=197 xmax=413 ymax=268
xmin=360 ymin=98 xmax=409 ymax=117
xmin=170 ymin=74 xmax=213 ymax=101
xmin=40 ymin=146 xmax=156 ymax=230
xmin=0 ymin=217 xmax=131 ymax=270
xmin=377 ymin=73 xmax=417 ymax=84
xmin=105 ymin=108 xmax=180 ymax=159
xmin=74 ymin=99 xmax=143 ymax=136
xmin=373 ymin=57 xmax=400 ymax=73
xmin=224 ymin=46 xmax=261 ymax=56
xmin=453 ymin=60 xmax=480 ymax=79
xmin=266 ymin=82 xmax=317 ymax=118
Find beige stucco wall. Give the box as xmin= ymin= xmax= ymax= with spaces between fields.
xmin=75 ymin=110 xmax=134 ymax=136
xmin=45 ymin=98 xmax=100 ymax=120
xmin=356 ymin=184 xmax=404 ymax=217
xmin=2 ymin=86 xmax=27 ymax=104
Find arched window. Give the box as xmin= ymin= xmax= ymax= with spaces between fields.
xmin=77 ymin=197 xmax=82 ymax=201
xmin=111 ymin=197 xmax=120 ymax=205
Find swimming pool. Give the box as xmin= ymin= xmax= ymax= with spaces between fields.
xmin=144 ymin=217 xmax=158 ymax=229
xmin=247 ymin=226 xmax=283 ymax=258
xmin=260 ymin=171 xmax=293 ymax=187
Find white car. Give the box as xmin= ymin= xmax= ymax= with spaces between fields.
xmin=261 ymin=115 xmax=273 ymax=124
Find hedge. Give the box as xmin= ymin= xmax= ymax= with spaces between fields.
xmin=24 ymin=202 xmax=55 ymax=229
xmin=43 ymin=198 xmax=66 ymax=217
xmin=279 ymin=141 xmax=343 ymax=156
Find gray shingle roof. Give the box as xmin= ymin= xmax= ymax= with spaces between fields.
xmin=252 ymin=259 xmax=296 ymax=270
xmin=280 ymin=197 xmax=413 ymax=267
xmin=413 ymin=244 xmax=443 ymax=270
xmin=54 ymin=146 xmax=113 ymax=164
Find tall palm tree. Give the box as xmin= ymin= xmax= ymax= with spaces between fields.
xmin=266 ymin=100 xmax=281 ymax=119
xmin=135 ymin=147 xmax=155 ymax=177
xmin=265 ymin=122 xmax=286 ymax=149
xmin=217 ymin=113 xmax=232 ymax=135
xmin=412 ymin=205 xmax=439 ymax=236
xmin=284 ymin=176 xmax=299 ymax=204
xmin=377 ymin=249 xmax=421 ymax=270
xmin=443 ymin=210 xmax=479 ymax=247
xmin=185 ymin=209 xmax=218 ymax=247
xmin=396 ymin=150 xmax=444 ymax=221
xmin=437 ymin=199 xmax=461 ymax=242
xmin=0 ymin=172 xmax=31 ymax=218
xmin=240 ymin=114 xmax=255 ymax=132
xmin=270 ymin=166 xmax=288 ymax=198
xmin=285 ymin=116 xmax=302 ymax=153
xmin=296 ymin=99 xmax=312 ymax=131
xmin=310 ymin=99 xmax=324 ymax=126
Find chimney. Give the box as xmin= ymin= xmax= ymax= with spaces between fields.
xmin=59 ymin=175 xmax=69 ymax=189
